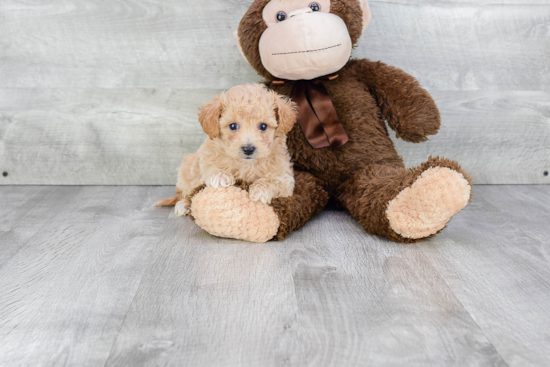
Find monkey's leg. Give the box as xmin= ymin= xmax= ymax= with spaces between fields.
xmin=336 ymin=157 xmax=473 ymax=243
xmin=189 ymin=171 xmax=328 ymax=242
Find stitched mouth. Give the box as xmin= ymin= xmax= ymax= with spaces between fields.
xmin=272 ymin=44 xmax=342 ymax=56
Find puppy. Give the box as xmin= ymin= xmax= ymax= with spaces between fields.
xmin=155 ymin=83 xmax=297 ymax=216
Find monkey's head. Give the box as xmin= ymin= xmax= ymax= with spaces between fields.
xmin=235 ymin=0 xmax=371 ymax=81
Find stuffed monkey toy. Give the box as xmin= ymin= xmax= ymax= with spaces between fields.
xmin=188 ymin=0 xmax=473 ymax=243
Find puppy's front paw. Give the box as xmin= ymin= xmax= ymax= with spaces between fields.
xmin=249 ymin=182 xmax=275 ymax=204
xmin=206 ymin=172 xmax=235 ymax=189
xmin=175 ymin=201 xmax=190 ymax=217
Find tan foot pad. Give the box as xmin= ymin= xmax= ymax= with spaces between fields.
xmin=191 ymin=186 xmax=280 ymax=243
xmin=386 ymin=167 xmax=471 ymax=239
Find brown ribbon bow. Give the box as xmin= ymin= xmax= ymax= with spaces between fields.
xmin=273 ymin=75 xmax=349 ymax=149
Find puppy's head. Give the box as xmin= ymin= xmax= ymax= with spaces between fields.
xmin=199 ymin=83 xmax=297 ymax=161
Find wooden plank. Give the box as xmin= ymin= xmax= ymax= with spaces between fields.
xmin=2 ymin=185 xmax=550 ymax=365
xmin=0 ymin=0 xmax=261 ymax=89
xmin=0 ymin=186 xmax=83 ymax=268
xmin=0 ymin=0 xmax=548 ymax=90
xmin=0 ymin=88 xmax=214 ymax=185
xmin=374 ymin=0 xmax=550 ymax=4
xmin=394 ymin=90 xmax=550 ymax=185
xmin=104 ymin=217 xmax=304 ymax=366
xmin=1 ymin=0 xmax=549 ymax=185
xmin=106 ymin=208 xmax=505 ymax=366
xmin=422 ymin=185 xmax=550 ymax=366
xmin=0 ymin=186 xmax=53 ymax=216
xmin=361 ymin=3 xmax=550 ymax=91
xmin=281 ymin=210 xmax=506 ymax=366
xmin=0 ymin=186 xmax=170 ymax=366
xmin=1 ymin=89 xmax=548 ymax=185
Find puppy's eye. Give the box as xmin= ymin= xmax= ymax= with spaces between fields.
xmin=259 ymin=123 xmax=268 ymax=131
xmin=309 ymin=3 xmax=321 ymax=11
xmin=229 ymin=123 xmax=239 ymax=131
xmin=276 ymin=11 xmax=287 ymax=22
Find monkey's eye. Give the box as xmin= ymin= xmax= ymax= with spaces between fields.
xmin=259 ymin=123 xmax=268 ymax=131
xmin=229 ymin=123 xmax=239 ymax=131
xmin=276 ymin=11 xmax=287 ymax=22
xmin=309 ymin=3 xmax=321 ymax=11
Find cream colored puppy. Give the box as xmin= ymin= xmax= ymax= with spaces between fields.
xmin=155 ymin=84 xmax=297 ymax=216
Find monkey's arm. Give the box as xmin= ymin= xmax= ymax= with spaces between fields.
xmin=348 ymin=59 xmax=440 ymax=143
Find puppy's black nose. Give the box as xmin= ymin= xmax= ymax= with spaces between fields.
xmin=242 ymin=145 xmax=256 ymax=156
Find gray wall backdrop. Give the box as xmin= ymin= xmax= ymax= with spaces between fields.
xmin=1 ymin=0 xmax=549 ymax=185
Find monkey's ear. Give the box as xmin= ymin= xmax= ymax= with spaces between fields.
xmin=233 ymin=30 xmax=249 ymax=64
xmin=275 ymin=95 xmax=298 ymax=136
xmin=358 ymin=0 xmax=372 ymax=33
xmin=199 ymin=96 xmax=222 ymax=140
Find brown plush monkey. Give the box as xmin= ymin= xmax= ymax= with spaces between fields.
xmin=188 ymin=0 xmax=473 ymax=243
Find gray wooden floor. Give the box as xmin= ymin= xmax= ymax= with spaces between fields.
xmin=1 ymin=185 xmax=549 ymax=366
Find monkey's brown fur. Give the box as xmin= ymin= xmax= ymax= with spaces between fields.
xmin=190 ymin=0 xmax=473 ymax=242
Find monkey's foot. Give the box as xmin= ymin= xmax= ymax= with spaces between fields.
xmin=386 ymin=167 xmax=471 ymax=239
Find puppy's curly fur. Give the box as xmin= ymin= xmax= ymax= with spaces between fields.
xmin=155 ymin=84 xmax=297 ymax=216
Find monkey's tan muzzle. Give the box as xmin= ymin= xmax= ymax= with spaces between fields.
xmin=259 ymin=12 xmax=353 ymax=81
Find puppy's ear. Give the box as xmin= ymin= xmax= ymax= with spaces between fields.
xmin=199 ymin=96 xmax=222 ymax=140
xmin=275 ymin=95 xmax=297 ymax=136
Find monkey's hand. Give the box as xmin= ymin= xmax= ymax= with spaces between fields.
xmin=349 ymin=59 xmax=441 ymax=143
xmin=190 ymin=186 xmax=280 ymax=243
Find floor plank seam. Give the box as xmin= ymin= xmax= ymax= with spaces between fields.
xmin=102 ymin=270 xmax=147 ymax=367
xmin=0 ymin=187 xmax=83 ymax=270
xmin=2 ymin=186 xmax=550 ymax=365
xmin=100 ymin=187 xmax=170 ymax=366
xmin=419 ymin=249 xmax=512 ymax=367
xmin=103 ymin=192 xmax=174 ymax=367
